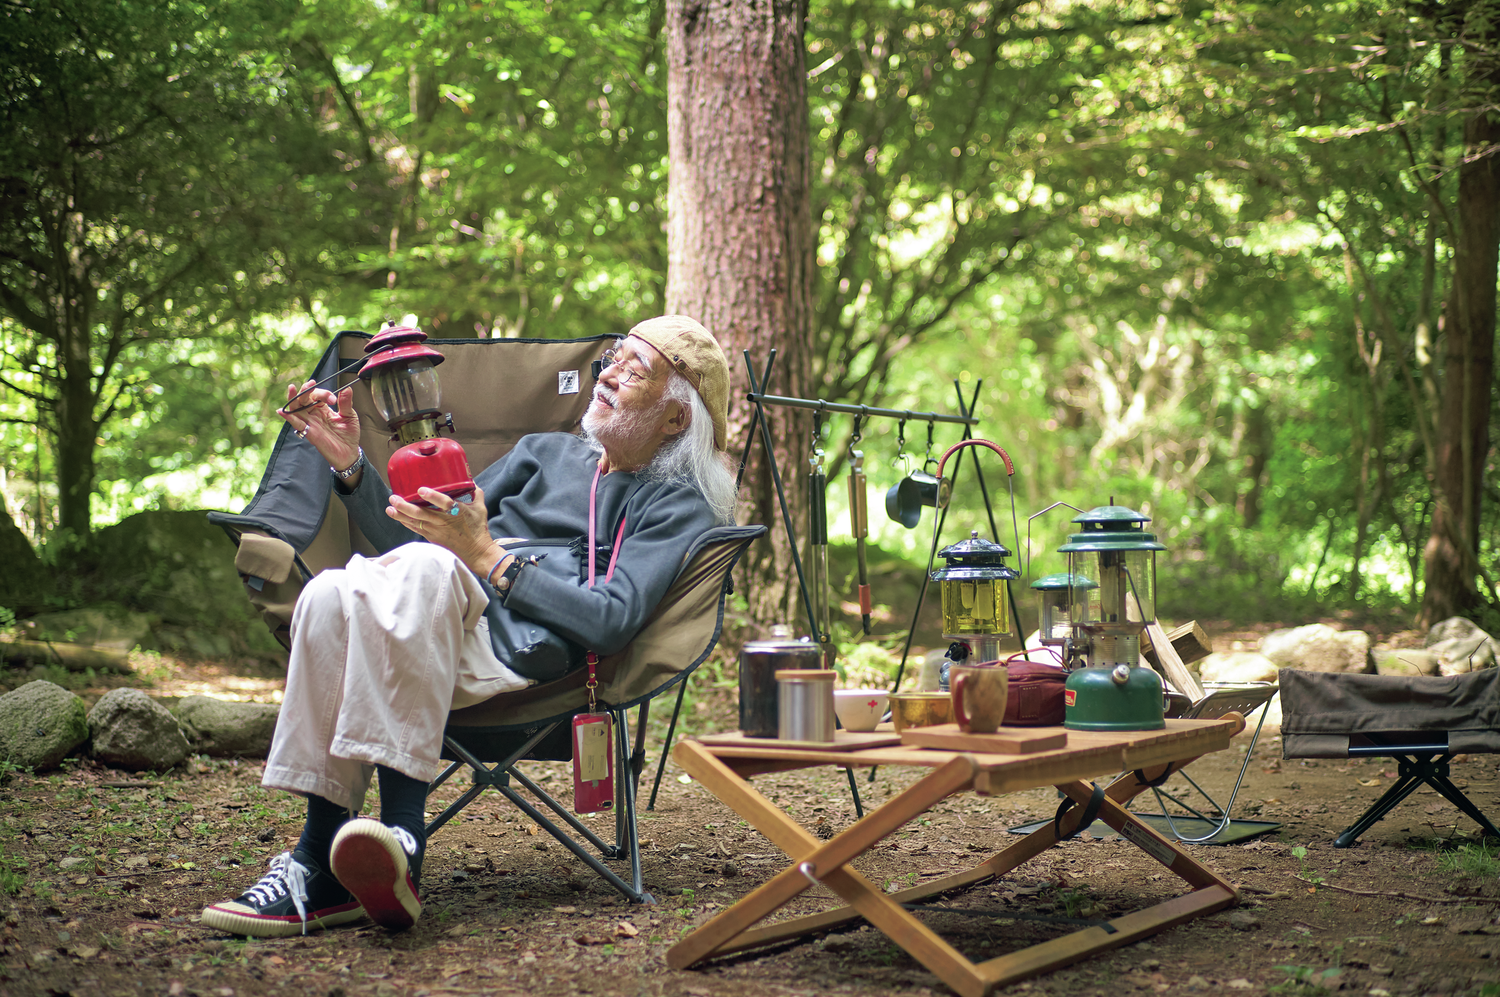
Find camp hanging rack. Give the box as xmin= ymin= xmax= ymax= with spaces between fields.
xmin=647 ymin=348 xmax=998 ymax=814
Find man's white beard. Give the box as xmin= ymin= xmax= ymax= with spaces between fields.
xmin=581 ymin=385 xmax=668 ymax=458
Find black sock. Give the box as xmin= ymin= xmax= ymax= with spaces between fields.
xmin=296 ymin=794 xmax=349 ymax=872
xmin=377 ymin=765 xmax=428 ymax=882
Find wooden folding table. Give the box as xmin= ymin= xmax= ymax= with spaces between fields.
xmin=667 ymin=716 xmax=1246 ymax=997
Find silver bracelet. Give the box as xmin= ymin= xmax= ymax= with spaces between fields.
xmin=332 ymin=447 xmax=365 ymax=481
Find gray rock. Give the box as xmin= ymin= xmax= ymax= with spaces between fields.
xmin=173 ymin=695 xmax=279 ymax=757
xmin=1418 ymin=618 xmax=1499 ymax=676
xmin=0 ymin=496 xmax=51 ymax=615
xmin=87 ymin=688 xmax=190 ymax=771
xmin=1197 ymin=651 xmax=1278 ymax=684
xmin=1374 ymin=648 xmax=1441 ymax=677
xmin=1426 ymin=616 xmax=1489 ymax=647
xmin=0 ymin=680 xmax=88 ymax=772
xmin=19 ymin=605 xmax=153 ymax=652
xmin=1259 ymin=624 xmax=1373 ymax=674
xmin=1431 ymin=633 xmax=1497 ymax=676
xmin=1225 ymin=910 xmax=1260 ymax=931
xmin=80 ymin=510 xmax=285 ymax=657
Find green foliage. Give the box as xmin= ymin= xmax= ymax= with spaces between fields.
xmin=1270 ymin=963 xmax=1343 ymax=997
xmin=2 ymin=0 xmax=1495 ymax=626
xmin=1421 ymin=839 xmax=1500 ymax=878
xmin=0 ymin=851 xmax=26 ymax=896
xmin=0 ymin=0 xmax=373 ymax=535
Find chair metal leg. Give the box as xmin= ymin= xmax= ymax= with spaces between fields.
xmin=426 ymin=725 xmax=557 ymax=836
xmin=435 ymin=724 xmax=655 ymax=904
xmin=612 ymin=705 xmax=652 ymax=902
xmin=1139 ymin=699 xmax=1273 ymax=844
xmin=1333 ymin=757 xmax=1433 ymax=847
xmin=1334 ymin=753 xmax=1500 ymax=848
xmin=648 ymin=677 xmax=691 ymax=811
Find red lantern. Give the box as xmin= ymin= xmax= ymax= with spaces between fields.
xmin=358 ymin=322 xmax=475 ymax=506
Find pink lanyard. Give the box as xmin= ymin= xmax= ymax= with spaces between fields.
xmin=587 ymin=463 xmax=626 ymax=588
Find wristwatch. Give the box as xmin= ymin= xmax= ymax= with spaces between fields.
xmin=332 ymin=447 xmax=365 ymax=481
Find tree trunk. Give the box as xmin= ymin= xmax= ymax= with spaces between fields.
xmin=52 ymin=215 xmax=99 ymax=540
xmin=1419 ymin=5 xmax=1500 ymax=626
xmin=664 ymin=0 xmax=818 ymax=638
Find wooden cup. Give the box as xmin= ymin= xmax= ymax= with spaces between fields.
xmin=950 ymin=663 xmax=1009 ymax=734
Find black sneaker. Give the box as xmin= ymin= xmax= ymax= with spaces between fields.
xmin=330 ymin=819 xmax=422 ymax=930
xmin=200 ymin=850 xmax=363 ymax=937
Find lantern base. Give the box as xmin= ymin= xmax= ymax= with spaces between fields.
xmin=388 ymin=437 xmax=476 ymax=507
xmin=1063 ymin=665 xmax=1165 ymax=731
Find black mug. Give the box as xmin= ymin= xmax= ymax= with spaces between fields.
xmin=885 ymin=469 xmax=950 ymax=528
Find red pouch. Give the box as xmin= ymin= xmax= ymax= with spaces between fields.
xmin=1003 ymin=660 xmax=1067 ymax=727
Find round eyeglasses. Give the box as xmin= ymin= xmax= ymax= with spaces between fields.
xmin=599 ymin=348 xmax=653 ymax=387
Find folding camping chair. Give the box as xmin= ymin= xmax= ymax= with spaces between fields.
xmin=209 ymin=330 xmax=764 ymax=903
xmin=1280 ymin=668 xmax=1500 ymax=848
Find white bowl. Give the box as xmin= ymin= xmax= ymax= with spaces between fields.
xmin=833 ymin=689 xmax=890 ymax=733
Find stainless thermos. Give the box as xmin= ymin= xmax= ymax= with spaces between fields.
xmin=776 ymin=668 xmax=836 ymax=743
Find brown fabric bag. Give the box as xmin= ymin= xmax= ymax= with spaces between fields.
xmin=1002 ymin=659 xmax=1067 ymax=727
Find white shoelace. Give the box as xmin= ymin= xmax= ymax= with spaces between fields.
xmin=389 ymin=825 xmax=419 ymax=856
xmin=243 ymin=851 xmax=312 ymax=934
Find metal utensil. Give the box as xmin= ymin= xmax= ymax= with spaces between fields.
xmin=848 ymin=448 xmax=872 ymax=635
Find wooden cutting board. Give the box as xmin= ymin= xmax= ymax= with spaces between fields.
xmin=898 ymin=724 xmax=1067 ymax=754
xmin=695 ymin=729 xmax=903 ymax=751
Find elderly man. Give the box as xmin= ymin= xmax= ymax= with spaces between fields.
xmin=202 ymin=316 xmax=736 ymax=937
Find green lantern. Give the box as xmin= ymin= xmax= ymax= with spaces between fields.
xmin=1056 ymin=505 xmax=1166 ymax=731
xmin=1030 ymin=572 xmax=1096 ymax=646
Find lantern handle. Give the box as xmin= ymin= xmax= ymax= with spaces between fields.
xmin=934 ymin=438 xmax=1014 ymax=479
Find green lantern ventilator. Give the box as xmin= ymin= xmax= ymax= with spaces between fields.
xmin=1056 ymin=504 xmax=1167 ymax=731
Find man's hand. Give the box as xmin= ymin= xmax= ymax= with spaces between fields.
xmin=279 ymin=380 xmax=362 ymax=472
xmin=387 ymin=485 xmax=504 ymax=580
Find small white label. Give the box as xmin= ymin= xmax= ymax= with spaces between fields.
xmin=1120 ymin=819 xmax=1177 ymax=867
xmin=576 ymin=721 xmax=609 ymax=782
xmin=558 ymin=369 xmax=581 ymax=395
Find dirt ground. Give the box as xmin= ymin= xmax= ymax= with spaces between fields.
xmin=5 ymin=644 xmax=1500 ymax=997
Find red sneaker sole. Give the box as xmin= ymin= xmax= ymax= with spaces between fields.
xmin=330 ymin=824 xmax=420 ymax=930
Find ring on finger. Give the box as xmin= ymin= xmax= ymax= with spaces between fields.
xmin=295 ymin=429 xmax=307 ymax=439
xmin=448 ymin=504 xmax=462 ymax=517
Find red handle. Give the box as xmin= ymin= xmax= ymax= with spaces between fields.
xmin=935 ymin=438 xmax=1014 ymax=480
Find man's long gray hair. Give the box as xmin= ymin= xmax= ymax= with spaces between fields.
xmin=580 ymin=371 xmax=739 ymax=524
xmin=648 ymin=374 xmax=738 ymax=524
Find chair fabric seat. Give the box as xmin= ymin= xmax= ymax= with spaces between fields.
xmin=1280 ymin=668 xmax=1500 ymax=759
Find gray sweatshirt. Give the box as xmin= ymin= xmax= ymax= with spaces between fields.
xmin=336 ymin=432 xmax=718 ymax=660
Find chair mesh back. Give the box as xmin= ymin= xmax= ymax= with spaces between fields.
xmin=210 ymin=333 xmax=619 ymax=640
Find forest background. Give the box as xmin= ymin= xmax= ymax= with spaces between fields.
xmin=2 ymin=0 xmax=1498 ymax=642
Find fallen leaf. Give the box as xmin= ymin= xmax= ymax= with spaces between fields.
xmin=614 ymin=921 xmax=639 ymax=938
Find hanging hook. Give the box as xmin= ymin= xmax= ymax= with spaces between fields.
xmin=851 ymin=409 xmax=864 ymax=444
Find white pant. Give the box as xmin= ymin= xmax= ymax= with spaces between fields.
xmin=262 ymin=543 xmax=530 ymax=811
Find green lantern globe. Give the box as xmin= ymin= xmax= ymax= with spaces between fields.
xmin=1030 ymin=572 xmax=1096 ymax=646
xmin=1056 ymin=504 xmax=1167 ymax=731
